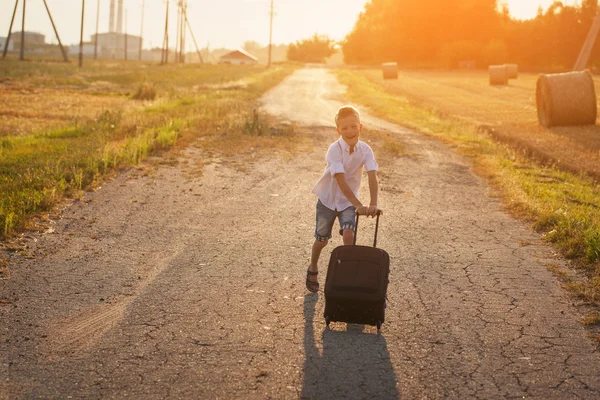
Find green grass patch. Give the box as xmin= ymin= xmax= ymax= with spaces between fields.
xmin=583 ymin=312 xmax=600 ymax=326
xmin=0 ymin=61 xmax=299 ymax=238
xmin=335 ymin=68 xmax=600 ymax=305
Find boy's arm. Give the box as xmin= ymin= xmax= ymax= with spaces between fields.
xmin=367 ymin=170 xmax=380 ymax=216
xmin=334 ymin=173 xmax=369 ymax=215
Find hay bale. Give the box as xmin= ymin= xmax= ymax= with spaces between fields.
xmin=536 ymin=70 xmax=597 ymax=127
xmin=382 ymin=62 xmax=398 ymax=79
xmin=505 ymin=64 xmax=518 ymax=79
xmin=489 ymin=65 xmax=508 ymax=85
xmin=459 ymin=60 xmax=476 ymax=70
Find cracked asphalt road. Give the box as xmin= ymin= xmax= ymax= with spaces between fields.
xmin=1 ymin=67 xmax=600 ymax=399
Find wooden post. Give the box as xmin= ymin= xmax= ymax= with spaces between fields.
xmin=43 ymin=0 xmax=69 ymax=62
xmin=268 ymin=0 xmax=273 ymax=67
xmin=20 ymin=0 xmax=26 ymax=61
xmin=44 ymin=0 xmax=69 ymax=62
xmin=183 ymin=8 xmax=203 ymax=63
xmin=2 ymin=0 xmax=19 ymax=59
xmin=94 ymin=0 xmax=100 ymax=59
xmin=175 ymin=1 xmax=181 ymax=62
xmin=162 ymin=0 xmax=169 ymax=64
xmin=139 ymin=0 xmax=145 ymax=60
xmin=79 ymin=0 xmax=85 ymax=67
xmin=180 ymin=1 xmax=186 ymax=63
xmin=124 ymin=8 xmax=128 ymax=60
xmin=574 ymin=11 xmax=600 ymax=71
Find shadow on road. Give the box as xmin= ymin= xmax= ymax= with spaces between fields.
xmin=301 ymin=294 xmax=400 ymax=399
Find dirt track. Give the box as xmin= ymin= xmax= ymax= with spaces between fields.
xmin=1 ymin=67 xmax=600 ymax=399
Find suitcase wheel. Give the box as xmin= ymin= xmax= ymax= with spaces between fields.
xmin=376 ymin=320 xmax=382 ymax=330
xmin=325 ymin=316 xmax=331 ymax=326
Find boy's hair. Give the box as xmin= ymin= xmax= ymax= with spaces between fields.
xmin=335 ymin=105 xmax=360 ymax=126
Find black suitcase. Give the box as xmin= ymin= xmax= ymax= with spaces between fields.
xmin=323 ymin=212 xmax=390 ymax=330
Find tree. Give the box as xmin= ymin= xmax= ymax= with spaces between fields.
xmin=343 ymin=0 xmax=503 ymax=65
xmin=242 ymin=41 xmax=262 ymax=54
xmin=342 ymin=0 xmax=600 ymax=70
xmin=287 ymin=34 xmax=336 ymax=63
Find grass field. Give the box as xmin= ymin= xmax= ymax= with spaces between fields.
xmin=335 ymin=67 xmax=600 ymax=308
xmin=347 ymin=69 xmax=600 ymax=179
xmin=0 ymin=59 xmax=300 ymax=240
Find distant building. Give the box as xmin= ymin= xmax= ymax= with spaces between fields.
xmin=84 ymin=0 xmax=143 ymax=60
xmin=0 ymin=37 xmax=14 ymax=52
xmin=10 ymin=31 xmax=45 ymax=46
xmin=90 ymin=32 xmax=143 ymax=60
xmin=68 ymin=42 xmax=96 ymax=57
xmin=219 ymin=48 xmax=258 ymax=65
xmin=145 ymin=47 xmax=164 ymax=62
xmin=3 ymin=31 xmax=45 ymax=52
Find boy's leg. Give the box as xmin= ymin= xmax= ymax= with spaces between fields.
xmin=338 ymin=206 xmax=357 ymax=246
xmin=309 ymin=240 xmax=328 ymax=272
xmin=307 ymin=200 xmax=335 ymax=292
xmin=341 ymin=229 xmax=354 ymax=245
xmin=307 ymin=240 xmax=327 ymax=292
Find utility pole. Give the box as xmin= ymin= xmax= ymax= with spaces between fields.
xmin=180 ymin=1 xmax=185 ymax=63
xmin=574 ymin=11 xmax=600 ymax=70
xmin=43 ymin=0 xmax=69 ymax=61
xmin=2 ymin=0 xmax=19 ymax=59
xmin=3 ymin=0 xmax=68 ymax=62
xmin=175 ymin=0 xmax=181 ymax=63
xmin=79 ymin=0 xmax=85 ymax=67
xmin=20 ymin=0 xmax=26 ymax=61
xmin=182 ymin=8 xmax=202 ymax=63
xmin=180 ymin=0 xmax=186 ymax=63
xmin=94 ymin=0 xmax=100 ymax=59
xmin=139 ymin=0 xmax=145 ymax=60
xmin=124 ymin=8 xmax=128 ymax=60
xmin=161 ymin=0 xmax=169 ymax=64
xmin=268 ymin=0 xmax=273 ymax=67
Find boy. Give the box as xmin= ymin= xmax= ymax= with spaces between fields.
xmin=306 ymin=105 xmax=380 ymax=293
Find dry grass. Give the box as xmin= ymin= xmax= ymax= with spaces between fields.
xmin=131 ymin=82 xmax=157 ymax=101
xmin=353 ymin=69 xmax=600 ymax=180
xmin=583 ymin=312 xmax=600 ymax=326
xmin=0 ymin=84 xmax=136 ymax=135
xmin=364 ymin=129 xmax=407 ymax=157
xmin=0 ymin=255 xmax=8 ymax=280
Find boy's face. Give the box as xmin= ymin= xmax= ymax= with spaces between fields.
xmin=336 ymin=114 xmax=362 ymax=147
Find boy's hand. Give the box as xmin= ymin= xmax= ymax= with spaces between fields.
xmin=367 ymin=205 xmax=381 ymax=217
xmin=356 ymin=205 xmax=370 ymax=215
xmin=357 ymin=205 xmax=381 ymax=216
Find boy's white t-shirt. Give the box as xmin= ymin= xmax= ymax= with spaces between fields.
xmin=312 ymin=137 xmax=378 ymax=211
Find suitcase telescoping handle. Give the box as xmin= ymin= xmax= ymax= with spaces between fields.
xmin=353 ymin=210 xmax=382 ymax=248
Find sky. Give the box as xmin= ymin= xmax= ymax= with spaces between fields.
xmin=0 ymin=0 xmax=583 ymax=50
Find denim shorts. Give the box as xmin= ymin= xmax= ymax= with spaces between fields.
xmin=314 ymin=199 xmax=356 ymax=242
